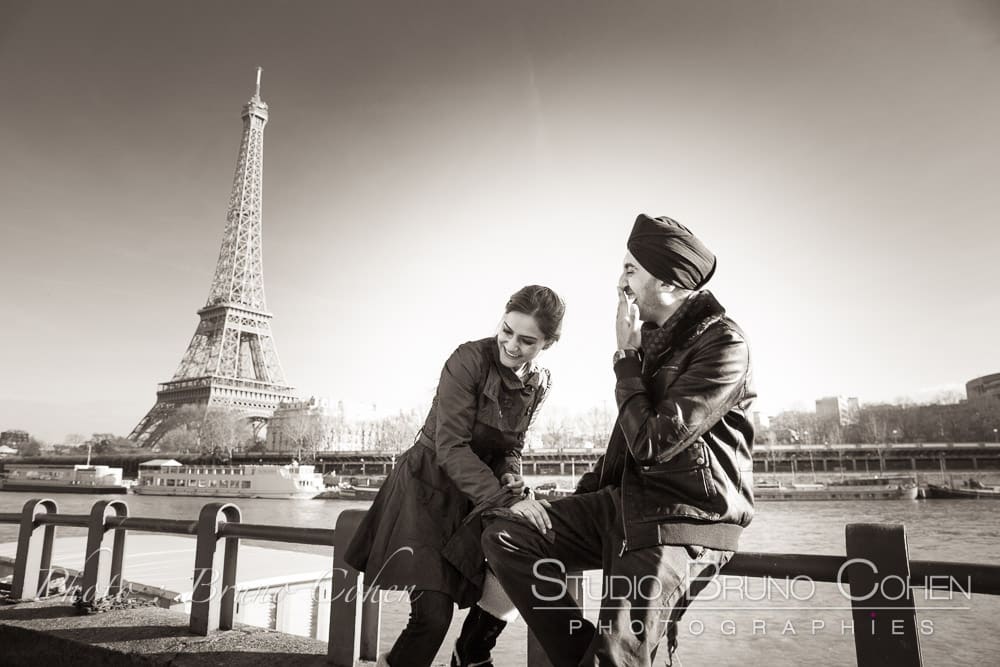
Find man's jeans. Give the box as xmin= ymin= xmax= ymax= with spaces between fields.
xmin=482 ymin=487 xmax=732 ymax=667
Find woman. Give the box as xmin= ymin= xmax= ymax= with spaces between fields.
xmin=344 ymin=285 xmax=565 ymax=667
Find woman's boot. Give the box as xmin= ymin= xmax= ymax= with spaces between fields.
xmin=451 ymin=605 xmax=507 ymax=667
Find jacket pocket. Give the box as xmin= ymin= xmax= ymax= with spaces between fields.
xmin=411 ymin=476 xmax=463 ymax=542
xmin=476 ymin=388 xmax=531 ymax=433
xmin=636 ymin=442 xmax=721 ymax=520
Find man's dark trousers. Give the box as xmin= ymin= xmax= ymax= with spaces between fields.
xmin=482 ymin=487 xmax=731 ymax=666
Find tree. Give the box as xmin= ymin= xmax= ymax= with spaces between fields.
xmin=153 ymin=405 xmax=207 ymax=452
xmin=535 ymin=411 xmax=574 ymax=449
xmin=860 ymin=411 xmax=889 ymax=444
xmin=373 ymin=410 xmax=422 ymax=452
xmin=20 ymin=437 xmax=43 ymax=457
xmin=817 ymin=421 xmax=843 ymax=445
xmin=280 ymin=410 xmax=328 ymax=456
xmin=770 ymin=410 xmax=818 ymax=443
xmin=157 ymin=426 xmax=200 ymax=451
xmin=200 ymin=409 xmax=253 ymax=453
xmin=579 ymin=404 xmax=615 ymax=448
xmin=81 ymin=433 xmax=137 ymax=455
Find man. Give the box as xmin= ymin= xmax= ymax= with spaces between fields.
xmin=482 ymin=214 xmax=756 ymax=666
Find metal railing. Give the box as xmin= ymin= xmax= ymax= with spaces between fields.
xmin=2 ymin=499 xmax=999 ymax=666
xmin=0 ymin=498 xmax=379 ymax=666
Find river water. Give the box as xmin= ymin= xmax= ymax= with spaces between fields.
xmin=1 ymin=486 xmax=997 ymax=666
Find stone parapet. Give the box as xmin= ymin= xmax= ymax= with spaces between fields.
xmin=0 ymin=597 xmax=349 ymax=666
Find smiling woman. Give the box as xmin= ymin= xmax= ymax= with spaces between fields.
xmin=497 ymin=285 xmax=564 ymax=372
xmin=342 ymin=284 xmax=565 ymax=667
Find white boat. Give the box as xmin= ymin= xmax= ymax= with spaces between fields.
xmin=133 ymin=459 xmax=325 ymax=499
xmin=533 ymin=481 xmax=574 ymax=500
xmin=0 ymin=463 xmax=128 ymax=494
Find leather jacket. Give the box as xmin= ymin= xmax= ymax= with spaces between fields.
xmin=576 ymin=291 xmax=755 ymax=553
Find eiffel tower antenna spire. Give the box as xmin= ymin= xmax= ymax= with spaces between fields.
xmin=130 ymin=69 xmax=295 ymax=448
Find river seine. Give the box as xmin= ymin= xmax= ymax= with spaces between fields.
xmin=2 ymin=488 xmax=997 ymax=666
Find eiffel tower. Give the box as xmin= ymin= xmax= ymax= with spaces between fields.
xmin=130 ymin=68 xmax=296 ymax=448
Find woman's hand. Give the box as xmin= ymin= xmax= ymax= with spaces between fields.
xmin=509 ymin=498 xmax=552 ymax=534
xmin=500 ymin=473 xmax=525 ymax=495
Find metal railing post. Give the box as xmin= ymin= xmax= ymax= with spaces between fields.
xmin=11 ymin=498 xmax=58 ymax=600
xmin=528 ymin=569 xmax=585 ymax=667
xmin=845 ymin=523 xmax=923 ymax=667
xmin=190 ymin=503 xmax=242 ymax=635
xmin=328 ymin=509 xmax=367 ymax=667
xmin=79 ymin=500 xmax=129 ymax=605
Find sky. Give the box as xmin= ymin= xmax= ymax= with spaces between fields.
xmin=1 ymin=1 xmax=999 ymax=443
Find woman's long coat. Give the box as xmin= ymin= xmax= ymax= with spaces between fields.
xmin=343 ymin=336 xmax=551 ymax=607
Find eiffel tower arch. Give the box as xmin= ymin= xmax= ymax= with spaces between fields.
xmin=130 ymin=68 xmax=296 ymax=448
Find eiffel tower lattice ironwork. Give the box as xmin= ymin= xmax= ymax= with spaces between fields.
xmin=130 ymin=68 xmax=295 ymax=448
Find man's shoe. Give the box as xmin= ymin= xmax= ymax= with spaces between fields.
xmin=450 ymin=605 xmax=507 ymax=667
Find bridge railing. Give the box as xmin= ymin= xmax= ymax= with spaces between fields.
xmin=2 ymin=499 xmax=999 ymax=666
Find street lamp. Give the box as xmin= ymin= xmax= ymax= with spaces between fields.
xmin=993 ymin=428 xmax=998 ymax=444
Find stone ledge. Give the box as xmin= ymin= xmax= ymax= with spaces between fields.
xmin=0 ymin=597 xmax=345 ymax=666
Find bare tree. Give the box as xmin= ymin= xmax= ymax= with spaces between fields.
xmin=158 ymin=424 xmax=200 ymax=451
xmin=200 ymin=409 xmax=253 ymax=453
xmin=20 ymin=437 xmax=44 ymax=457
xmin=579 ymin=404 xmax=615 ymax=448
xmin=373 ymin=409 xmax=422 ymax=452
xmin=535 ymin=411 xmax=574 ymax=449
xmin=83 ymin=433 xmax=137 ymax=455
xmin=156 ymin=405 xmax=206 ymax=452
xmin=279 ymin=410 xmax=317 ymax=454
xmin=860 ymin=411 xmax=889 ymax=444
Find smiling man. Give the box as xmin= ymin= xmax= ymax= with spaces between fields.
xmin=482 ymin=214 xmax=756 ymax=666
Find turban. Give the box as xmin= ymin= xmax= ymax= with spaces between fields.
xmin=626 ymin=214 xmax=717 ymax=290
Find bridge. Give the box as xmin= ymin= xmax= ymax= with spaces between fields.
xmin=6 ymin=442 xmax=1000 ymax=480
xmin=238 ymin=442 xmax=1000 ymax=477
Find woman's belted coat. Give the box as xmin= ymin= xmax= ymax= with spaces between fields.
xmin=343 ymin=336 xmax=551 ymax=607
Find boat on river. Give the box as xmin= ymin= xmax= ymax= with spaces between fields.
xmin=314 ymin=475 xmax=385 ymax=500
xmin=754 ymin=476 xmax=919 ymax=501
xmin=0 ymin=463 xmax=128 ymax=494
xmin=133 ymin=459 xmax=325 ymax=499
xmin=925 ymin=479 xmax=1000 ymax=499
xmin=533 ymin=481 xmax=574 ymax=499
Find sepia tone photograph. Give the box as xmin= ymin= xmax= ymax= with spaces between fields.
xmin=1 ymin=1 xmax=998 ymax=666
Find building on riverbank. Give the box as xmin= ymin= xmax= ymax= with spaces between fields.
xmin=967 ymin=372 xmax=1000 ymax=403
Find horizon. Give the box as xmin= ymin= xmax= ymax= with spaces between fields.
xmin=2 ymin=1 xmax=999 ymax=442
